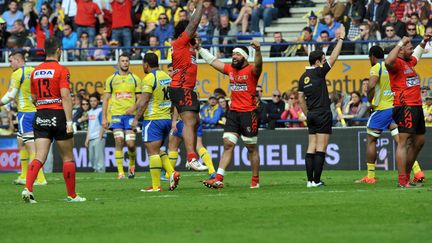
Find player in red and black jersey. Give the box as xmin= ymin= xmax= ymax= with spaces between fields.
xmin=21 ymin=37 xmax=86 ymax=203
xmin=168 ymin=0 xmax=207 ymax=171
xmin=385 ymin=35 xmax=431 ymax=187
xmin=198 ymin=41 xmax=263 ymax=189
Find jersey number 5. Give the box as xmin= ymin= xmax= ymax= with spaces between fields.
xmin=38 ymin=79 xmax=52 ymax=98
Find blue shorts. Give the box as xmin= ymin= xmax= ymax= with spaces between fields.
xmin=142 ymin=119 xmax=171 ymax=142
xmin=18 ymin=112 xmax=35 ymax=134
xmin=110 ymin=115 xmax=134 ymax=130
xmin=172 ymin=120 xmax=203 ymax=138
xmin=367 ymin=108 xmax=395 ymax=131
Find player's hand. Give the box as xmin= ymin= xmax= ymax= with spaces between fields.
xmin=339 ymin=25 xmax=346 ymax=40
xmin=102 ymin=118 xmax=109 ymax=129
xmin=423 ymin=34 xmax=431 ymax=43
xmin=131 ymin=119 xmax=138 ymax=132
xmin=250 ymin=40 xmax=260 ymax=51
xmin=85 ymin=138 xmax=89 ymax=147
xmin=170 ymin=122 xmax=177 ymax=134
xmin=66 ymin=121 xmax=73 ymax=134
xmin=401 ymin=36 xmax=411 ymax=46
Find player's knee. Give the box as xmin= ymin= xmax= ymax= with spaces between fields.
xmin=241 ymin=135 xmax=257 ymax=145
xmin=223 ymin=132 xmax=238 ymax=146
xmin=245 ymin=143 xmax=258 ymax=153
xmin=114 ymin=131 xmax=124 ymax=139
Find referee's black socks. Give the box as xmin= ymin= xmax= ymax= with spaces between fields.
xmin=313 ymin=152 xmax=326 ymax=183
xmin=305 ymin=153 xmax=315 ymax=182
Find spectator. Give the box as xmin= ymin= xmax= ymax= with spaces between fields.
xmin=197 ymin=14 xmax=214 ymax=45
xmin=140 ymin=0 xmax=165 ymax=34
xmin=41 ymin=3 xmax=55 ymax=23
xmin=200 ymin=94 xmax=223 ymax=129
xmin=130 ymin=43 xmax=143 ymax=60
xmin=322 ymin=0 xmax=345 ymax=22
xmin=111 ymin=0 xmax=133 ymax=48
xmin=132 ymin=0 xmax=145 ymax=25
xmin=365 ymin=0 xmax=389 ymax=25
xmin=369 ymin=21 xmax=381 ymax=40
xmin=98 ymin=23 xmax=110 ymax=44
xmin=72 ymin=94 xmax=83 ymax=117
xmin=75 ymin=0 xmax=104 ymax=45
xmin=77 ymin=98 xmax=90 ymax=130
xmin=62 ymin=0 xmax=78 ymax=26
xmin=214 ymin=15 xmax=237 ymax=58
xmin=383 ymin=10 xmax=406 ymax=38
xmin=62 ymin=24 xmax=78 ymax=60
xmin=409 ymin=13 xmax=425 ymax=37
xmin=35 ymin=15 xmax=53 ymax=56
xmin=146 ymin=35 xmax=163 ymax=59
xmin=75 ymin=31 xmax=91 ymax=60
xmin=424 ymin=95 xmax=432 ymax=127
xmin=270 ymin=32 xmax=288 ymax=57
xmin=380 ymin=24 xmax=400 ymax=53
xmin=22 ymin=1 xmax=38 ymax=31
xmin=423 ymin=26 xmax=432 ymax=53
xmin=330 ymin=90 xmax=346 ymax=127
xmin=2 ymin=0 xmax=24 ymax=32
xmin=323 ymin=13 xmax=341 ymax=39
xmin=307 ymin=11 xmax=327 ymax=41
xmin=186 ymin=0 xmax=196 ymax=16
xmin=178 ymin=9 xmax=188 ymax=22
xmin=343 ymin=0 xmax=365 ymax=22
xmin=0 ymin=18 xmax=7 ymax=51
xmin=5 ymin=35 xmax=19 ymax=50
xmin=218 ymin=96 xmax=228 ymax=125
xmin=296 ymin=27 xmax=315 ymax=56
xmin=213 ymin=88 xmax=227 ymax=98
xmin=10 ymin=20 xmax=29 ymax=47
xmin=317 ymin=30 xmax=331 ymax=55
xmin=203 ymin=0 xmax=219 ymax=28
xmin=346 ymin=11 xmax=362 ymax=41
xmin=406 ymin=22 xmax=422 ymax=46
xmin=90 ymin=34 xmax=110 ymax=60
xmin=280 ymin=91 xmax=306 ymax=128
xmin=403 ymin=0 xmax=420 ymax=22
xmin=359 ymin=78 xmax=368 ymax=104
xmin=234 ymin=0 xmax=256 ymax=34
xmin=354 ymin=22 xmax=376 ymax=55
xmin=389 ymin=0 xmax=406 ymax=21
xmin=250 ymin=0 xmax=277 ymax=33
xmin=342 ymin=91 xmax=368 ymax=126
xmin=154 ymin=13 xmax=174 ymax=45
xmin=166 ymin=0 xmax=184 ymax=27
xmin=416 ymin=0 xmax=430 ymax=25
xmin=85 ymin=93 xmax=106 ymax=173
xmin=263 ymin=89 xmax=285 ymax=129
xmin=78 ymin=89 xmax=90 ymax=100
xmin=256 ymin=85 xmax=267 ymax=126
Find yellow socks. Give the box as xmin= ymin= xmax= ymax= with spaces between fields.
xmin=168 ymin=151 xmax=178 ymax=169
xmin=198 ymin=147 xmax=215 ymax=174
xmin=412 ymin=161 xmax=422 ymax=174
xmin=128 ymin=150 xmax=136 ymax=169
xmin=367 ymin=163 xmax=376 ymax=179
xmin=160 ymin=151 xmax=174 ymax=179
xmin=19 ymin=148 xmax=29 ymax=179
xmin=149 ymin=155 xmax=162 ymax=190
xmin=115 ymin=150 xmax=124 ymax=175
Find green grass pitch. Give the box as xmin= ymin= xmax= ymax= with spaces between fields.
xmin=1 ymin=171 xmax=431 ymax=243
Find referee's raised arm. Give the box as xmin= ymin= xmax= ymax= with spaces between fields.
xmin=328 ymin=25 xmax=346 ymax=67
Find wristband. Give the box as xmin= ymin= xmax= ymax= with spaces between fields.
xmin=67 ymin=121 xmax=73 ymax=126
xmin=397 ymin=41 xmax=404 ymax=47
xmin=198 ymin=48 xmax=217 ymax=64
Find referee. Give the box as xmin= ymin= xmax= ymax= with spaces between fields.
xmin=298 ymin=26 xmax=346 ymax=188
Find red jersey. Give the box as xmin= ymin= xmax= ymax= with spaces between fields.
xmin=75 ymin=0 xmax=102 ymax=27
xmin=224 ymin=64 xmax=260 ymax=112
xmin=170 ymin=31 xmax=197 ymax=89
xmin=388 ymin=57 xmax=422 ymax=106
xmin=30 ymin=61 xmax=71 ymax=110
xmin=111 ymin=0 xmax=132 ymax=28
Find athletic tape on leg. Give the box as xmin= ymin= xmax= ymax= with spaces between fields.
xmin=113 ymin=131 xmax=124 ymax=139
xmin=125 ymin=133 xmax=136 ymax=141
xmin=391 ymin=128 xmax=399 ymax=136
xmin=222 ymin=133 xmax=238 ymax=144
xmin=367 ymin=128 xmax=381 ymax=138
xmin=241 ymin=135 xmax=257 ymax=144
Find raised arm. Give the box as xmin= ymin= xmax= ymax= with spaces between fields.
xmin=251 ymin=40 xmax=262 ymax=76
xmin=385 ymin=36 xmax=410 ymax=71
xmin=328 ymin=26 xmax=345 ymax=67
xmin=185 ymin=0 xmax=204 ymax=37
xmin=197 ymin=43 xmax=225 ymax=73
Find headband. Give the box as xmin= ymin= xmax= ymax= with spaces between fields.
xmin=232 ymin=48 xmax=249 ymax=59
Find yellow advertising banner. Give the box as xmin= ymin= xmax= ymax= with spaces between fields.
xmin=0 ymin=58 xmax=431 ymax=98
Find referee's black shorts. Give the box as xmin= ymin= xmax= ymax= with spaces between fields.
xmin=33 ymin=109 xmax=73 ymax=141
xmin=307 ymin=109 xmax=332 ymax=134
xmin=169 ymin=87 xmax=200 ymax=113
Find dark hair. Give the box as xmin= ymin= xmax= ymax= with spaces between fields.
xmin=143 ymin=53 xmax=159 ymax=68
xmin=234 ymin=45 xmax=249 ymax=56
xmin=149 ymin=35 xmax=159 ymax=42
xmin=89 ymin=92 xmax=100 ymax=101
xmin=324 ymin=12 xmax=334 ymax=18
xmin=174 ymin=20 xmax=189 ymax=39
xmin=410 ymin=13 xmax=419 ymax=18
xmin=81 ymin=98 xmax=89 ymax=105
xmin=39 ymin=14 xmax=49 ymax=23
xmin=308 ymin=50 xmax=325 ymax=65
xmin=159 ymin=13 xmax=169 ymax=22
xmin=8 ymin=0 xmax=18 ymax=5
xmin=369 ymin=45 xmax=384 ymax=59
xmin=168 ymin=63 xmax=173 ymax=68
xmin=351 ymin=91 xmax=362 ymax=102
xmin=13 ymin=19 xmax=24 ymax=27
xmin=179 ymin=9 xmax=187 ymax=15
xmin=406 ymin=22 xmax=416 ymax=29
xmin=80 ymin=31 xmax=89 ymax=37
xmin=213 ymin=88 xmax=227 ymax=97
xmin=9 ymin=50 xmax=25 ymax=59
xmin=44 ymin=37 xmax=61 ymax=56
xmin=320 ymin=30 xmax=329 ymax=36
xmin=302 ymin=27 xmax=312 ymax=33
xmin=119 ymin=52 xmax=130 ymax=60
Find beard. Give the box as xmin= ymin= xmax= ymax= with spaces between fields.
xmin=120 ymin=66 xmax=129 ymax=72
xmin=231 ymin=58 xmax=245 ymax=69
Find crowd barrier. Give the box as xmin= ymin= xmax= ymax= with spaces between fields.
xmin=0 ymin=127 xmax=431 ymax=173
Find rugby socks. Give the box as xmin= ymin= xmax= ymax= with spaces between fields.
xmin=187 ymin=152 xmax=198 ymax=162
xmin=215 ymin=168 xmax=225 ymax=181
xmin=19 ymin=149 xmax=29 ymax=179
xmin=198 ymin=147 xmax=215 ymax=174
xmin=30 ymin=152 xmax=47 ymax=183
xmin=128 ymin=150 xmax=136 ymax=169
xmin=412 ymin=161 xmax=421 ymax=174
xmin=168 ymin=151 xmax=178 ymax=169
xmin=149 ymin=155 xmax=162 ymax=190
xmin=115 ymin=150 xmax=125 ymax=175
xmin=305 ymin=153 xmax=314 ymax=182
xmin=367 ymin=163 xmax=376 ymax=179
xmin=63 ymin=161 xmax=77 ymax=198
xmin=26 ymin=159 xmax=43 ymax=192
xmin=313 ymin=152 xmax=326 ymax=184
xmin=160 ymin=150 xmax=174 ymax=175
xmin=398 ymin=174 xmax=408 ymax=186
xmin=252 ymin=176 xmax=259 ymax=184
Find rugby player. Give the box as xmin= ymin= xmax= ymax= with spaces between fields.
xmin=102 ymin=53 xmax=141 ymax=179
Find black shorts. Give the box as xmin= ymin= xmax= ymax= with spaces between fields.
xmin=224 ymin=110 xmax=259 ymax=137
xmin=307 ymin=109 xmax=332 ymax=134
xmin=33 ymin=109 xmax=73 ymax=141
xmin=169 ymin=87 xmax=200 ymax=113
xmin=392 ymin=106 xmax=425 ymax=134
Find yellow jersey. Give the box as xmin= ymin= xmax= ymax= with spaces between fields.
xmin=105 ymin=71 xmax=141 ymax=116
xmin=10 ymin=66 xmax=36 ymax=112
xmin=142 ymin=69 xmax=171 ymax=120
xmin=369 ymin=62 xmax=393 ymax=111
xmin=423 ymin=104 xmax=432 ymax=127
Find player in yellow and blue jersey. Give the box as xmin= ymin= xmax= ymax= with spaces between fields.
xmin=102 ymin=53 xmax=141 ymax=179
xmin=0 ymin=51 xmax=46 ymax=186
xmin=132 ymin=53 xmax=180 ymax=192
xmin=356 ymin=46 xmax=424 ymax=184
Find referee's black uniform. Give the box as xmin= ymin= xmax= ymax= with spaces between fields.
xmin=298 ymin=61 xmax=333 ymax=184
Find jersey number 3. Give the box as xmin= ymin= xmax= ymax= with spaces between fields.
xmin=38 ymin=79 xmax=52 ymax=98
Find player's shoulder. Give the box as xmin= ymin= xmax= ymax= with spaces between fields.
xmin=130 ymin=72 xmax=141 ymax=81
